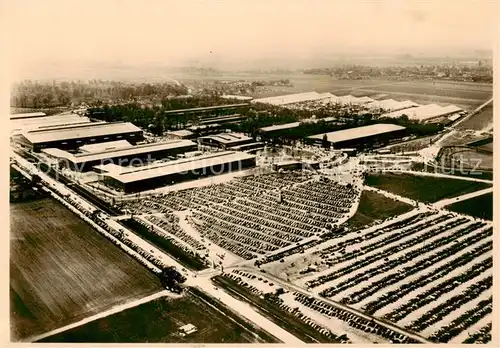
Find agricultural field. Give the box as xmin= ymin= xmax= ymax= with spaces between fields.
xmin=411 ymin=162 xmax=493 ymax=181
xmin=449 ymin=150 xmax=493 ymax=171
xmin=345 ymin=80 xmax=492 ymax=110
xmin=173 ymin=71 xmax=492 ymax=110
xmin=10 ymin=198 xmax=163 ymax=341
xmin=446 ymin=193 xmax=493 ymax=221
xmin=477 ymin=142 xmax=494 ymax=152
xmin=457 ymin=101 xmax=493 ymax=131
xmin=346 ymin=190 xmax=414 ymax=229
xmin=41 ymin=288 xmax=278 ymax=343
xmin=365 ymin=173 xmax=491 ymax=203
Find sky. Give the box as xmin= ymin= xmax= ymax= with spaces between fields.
xmin=3 ymin=0 xmax=498 ymax=77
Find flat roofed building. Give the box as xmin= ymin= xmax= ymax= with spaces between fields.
xmin=179 ymin=324 xmax=198 ymax=336
xmin=308 ymin=124 xmax=406 ymax=149
xmin=198 ymin=132 xmax=254 ymax=149
xmin=229 ymin=142 xmax=264 ymax=152
xmin=252 ymin=92 xmax=328 ymax=106
xmin=10 ymin=112 xmax=47 ymax=120
xmin=260 ymin=122 xmax=301 ymax=133
xmin=163 ymin=103 xmax=249 ymax=117
xmin=10 ymin=114 xmax=92 ymax=134
xmin=104 ymin=151 xmax=256 ymax=193
xmin=383 ymin=104 xmax=463 ymax=122
xmin=166 ymin=129 xmax=195 ymax=139
xmin=19 ymin=122 xmax=144 ymax=152
xmin=42 ymin=139 xmax=197 ymax=171
xmin=221 ymin=95 xmax=253 ymax=101
xmin=199 ymin=114 xmax=244 ymax=125
xmin=272 ymin=160 xmax=303 ymax=171
xmin=79 ymin=140 xmax=133 ymax=153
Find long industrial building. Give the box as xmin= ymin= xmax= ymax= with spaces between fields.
xmin=198 ymin=133 xmax=254 ymax=150
xmin=11 ymin=114 xmax=92 ymax=135
xmin=42 ymin=139 xmax=197 ymax=171
xmin=10 ymin=112 xmax=47 ymax=120
xmin=382 ymin=104 xmax=463 ymax=122
xmin=163 ymin=103 xmax=249 ymax=117
xmin=308 ymin=123 xmax=406 ymax=149
xmin=17 ymin=122 xmax=143 ymax=152
xmin=103 ymin=151 xmax=256 ymax=193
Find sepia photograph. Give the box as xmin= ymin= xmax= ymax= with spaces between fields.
xmin=4 ymin=0 xmax=497 ymax=344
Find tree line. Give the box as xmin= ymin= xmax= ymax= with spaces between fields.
xmin=11 ymin=80 xmax=188 ymax=109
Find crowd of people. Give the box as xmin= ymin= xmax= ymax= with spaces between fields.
xmin=293 ymin=293 xmax=418 ymax=344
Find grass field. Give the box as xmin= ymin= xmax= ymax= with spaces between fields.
xmin=346 ymin=190 xmax=414 ymax=229
xmin=10 ymin=198 xmax=163 ymax=341
xmin=212 ymin=276 xmax=341 ymax=343
xmin=172 ymin=73 xmax=492 ymax=108
xmin=411 ymin=162 xmax=493 ymax=181
xmin=41 ymin=288 xmax=279 ymax=343
xmin=450 ymin=151 xmax=493 ymax=170
xmin=365 ymin=173 xmax=491 ymax=203
xmin=478 ymin=142 xmax=493 ymax=152
xmin=446 ymin=192 xmax=493 ymax=221
xmin=120 ymin=219 xmax=207 ymax=271
xmin=457 ymin=102 xmax=493 ymax=130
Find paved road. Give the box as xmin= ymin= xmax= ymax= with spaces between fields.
xmin=381 ymin=168 xmax=493 ymax=184
xmin=433 ymin=187 xmax=493 ymax=209
xmin=363 ymin=185 xmax=418 ymax=206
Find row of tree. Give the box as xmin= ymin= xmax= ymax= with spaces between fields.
xmin=11 ymin=80 xmax=188 ymax=109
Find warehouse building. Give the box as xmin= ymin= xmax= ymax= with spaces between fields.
xmin=252 ymin=92 xmax=329 ymax=106
xmin=383 ymin=104 xmax=463 ymax=122
xmin=10 ymin=112 xmax=47 ymax=120
xmin=103 ymin=151 xmax=256 ymax=193
xmin=198 ymin=132 xmax=254 ymax=150
xmin=166 ymin=129 xmax=195 ymax=139
xmin=260 ymin=122 xmax=301 ymax=134
xmin=42 ymin=139 xmax=197 ymax=171
xmin=17 ymin=122 xmax=144 ymax=152
xmin=198 ymin=113 xmax=244 ymax=125
xmin=11 ymin=114 xmax=92 ymax=135
xmin=308 ymin=124 xmax=406 ymax=149
xmin=163 ymin=103 xmax=249 ymax=118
